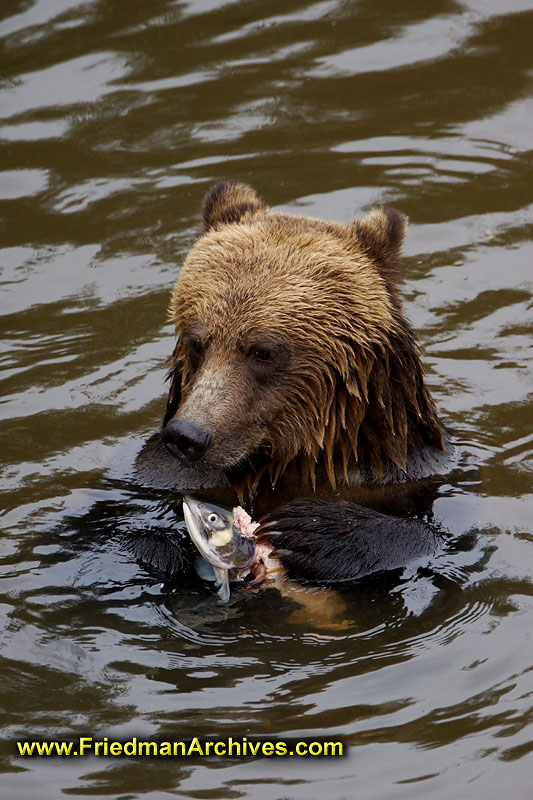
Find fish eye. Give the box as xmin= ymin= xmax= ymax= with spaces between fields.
xmin=207 ymin=512 xmax=219 ymax=524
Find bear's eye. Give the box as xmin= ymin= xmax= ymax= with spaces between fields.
xmin=186 ymin=335 xmax=205 ymax=369
xmin=249 ymin=346 xmax=274 ymax=363
xmin=244 ymin=338 xmax=289 ymax=384
xmin=188 ymin=337 xmax=204 ymax=354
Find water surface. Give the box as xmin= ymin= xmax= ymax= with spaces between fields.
xmin=1 ymin=1 xmax=533 ymax=798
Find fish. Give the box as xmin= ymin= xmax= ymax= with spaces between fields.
xmin=182 ymin=496 xmax=257 ymax=602
xmin=182 ymin=497 xmax=346 ymax=628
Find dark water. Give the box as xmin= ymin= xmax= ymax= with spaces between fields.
xmin=1 ymin=1 xmax=533 ymax=797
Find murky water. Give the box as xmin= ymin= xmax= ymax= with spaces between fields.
xmin=1 ymin=1 xmax=533 ymax=797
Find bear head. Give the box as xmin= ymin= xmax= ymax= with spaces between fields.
xmin=163 ymin=181 xmax=446 ymax=492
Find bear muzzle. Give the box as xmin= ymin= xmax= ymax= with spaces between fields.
xmin=163 ymin=419 xmax=213 ymax=463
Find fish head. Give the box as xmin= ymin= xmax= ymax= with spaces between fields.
xmin=183 ymin=496 xmax=255 ymax=569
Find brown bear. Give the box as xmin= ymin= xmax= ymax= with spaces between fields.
xmin=136 ymin=181 xmax=451 ymax=583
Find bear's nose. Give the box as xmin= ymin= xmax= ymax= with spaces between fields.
xmin=163 ymin=419 xmax=212 ymax=463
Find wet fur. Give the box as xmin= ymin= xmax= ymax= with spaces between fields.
xmin=256 ymin=499 xmax=442 ymax=584
xmin=165 ymin=182 xmax=448 ymax=497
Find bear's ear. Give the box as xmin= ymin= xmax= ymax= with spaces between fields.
xmin=350 ymin=208 xmax=408 ymax=286
xmin=202 ymin=181 xmax=265 ymax=231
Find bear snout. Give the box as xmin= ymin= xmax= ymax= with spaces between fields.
xmin=163 ymin=418 xmax=212 ymax=463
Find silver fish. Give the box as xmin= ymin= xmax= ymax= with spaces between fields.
xmin=182 ymin=496 xmax=256 ymax=602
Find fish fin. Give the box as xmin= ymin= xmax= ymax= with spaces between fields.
xmin=217 ymin=574 xmax=231 ymax=603
xmin=194 ymin=556 xmax=217 ymax=582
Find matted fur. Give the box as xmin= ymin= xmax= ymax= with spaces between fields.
xmin=165 ymin=182 xmax=446 ymax=496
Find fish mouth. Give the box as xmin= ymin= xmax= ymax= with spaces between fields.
xmin=182 ymin=496 xmax=207 ymax=545
xmin=182 ymin=496 xmax=230 ymax=570
xmin=182 ymin=496 xmax=201 ymax=527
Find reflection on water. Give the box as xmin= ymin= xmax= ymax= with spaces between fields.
xmin=1 ymin=0 xmax=532 ymax=797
